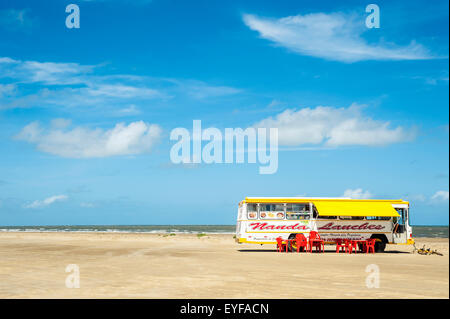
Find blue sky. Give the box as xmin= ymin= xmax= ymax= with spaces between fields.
xmin=0 ymin=0 xmax=448 ymax=226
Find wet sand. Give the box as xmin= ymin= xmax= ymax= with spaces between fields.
xmin=0 ymin=232 xmax=448 ymax=298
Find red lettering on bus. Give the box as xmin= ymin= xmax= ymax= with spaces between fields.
xmin=249 ymin=222 xmax=308 ymax=231
xmin=318 ymin=222 xmax=385 ymax=231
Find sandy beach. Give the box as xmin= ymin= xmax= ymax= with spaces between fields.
xmin=0 ymin=232 xmax=448 ymax=299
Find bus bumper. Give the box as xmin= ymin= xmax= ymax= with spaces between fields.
xmin=237 ymin=238 xmax=276 ymax=244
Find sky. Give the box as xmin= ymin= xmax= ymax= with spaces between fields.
xmin=0 ymin=0 xmax=448 ymax=226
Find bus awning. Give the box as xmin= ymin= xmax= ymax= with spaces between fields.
xmin=313 ymin=201 xmax=400 ymax=217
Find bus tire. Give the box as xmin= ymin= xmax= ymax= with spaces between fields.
xmin=371 ymin=235 xmax=387 ymax=253
xmin=287 ymin=234 xmax=298 ymax=252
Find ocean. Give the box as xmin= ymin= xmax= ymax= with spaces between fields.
xmin=0 ymin=225 xmax=448 ymax=237
xmin=0 ymin=225 xmax=236 ymax=234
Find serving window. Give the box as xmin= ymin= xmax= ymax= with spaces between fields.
xmin=286 ymin=203 xmax=310 ymax=220
xmin=247 ymin=204 xmax=258 ymax=219
xmin=259 ymin=204 xmax=285 ymax=219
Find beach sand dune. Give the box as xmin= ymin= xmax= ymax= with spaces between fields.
xmin=0 ymin=232 xmax=448 ymax=298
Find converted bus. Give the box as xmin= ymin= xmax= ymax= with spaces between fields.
xmin=235 ymin=197 xmax=414 ymax=252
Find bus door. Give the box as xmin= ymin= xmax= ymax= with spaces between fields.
xmin=308 ymin=203 xmax=318 ymax=232
xmin=393 ymin=208 xmax=407 ymax=244
xmin=235 ymin=203 xmax=245 ymax=240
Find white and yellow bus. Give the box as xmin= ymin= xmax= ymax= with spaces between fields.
xmin=235 ymin=197 xmax=414 ymax=252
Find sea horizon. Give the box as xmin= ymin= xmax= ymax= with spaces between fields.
xmin=0 ymin=224 xmax=448 ymax=238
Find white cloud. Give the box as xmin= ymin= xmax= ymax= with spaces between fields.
xmin=80 ymin=202 xmax=96 ymax=208
xmin=0 ymin=9 xmax=35 ymax=31
xmin=431 ymin=190 xmax=449 ymax=202
xmin=15 ymin=120 xmax=162 ymax=158
xmin=25 ymin=195 xmax=68 ymax=209
xmin=343 ymin=188 xmax=372 ymax=199
xmin=253 ymin=104 xmax=415 ymax=147
xmin=21 ymin=61 xmax=94 ymax=85
xmin=0 ymin=83 xmax=16 ymax=97
xmin=162 ymin=78 xmax=241 ymax=100
xmin=83 ymin=84 xmax=160 ymax=98
xmin=0 ymin=57 xmax=166 ymax=111
xmin=50 ymin=118 xmax=72 ymax=129
xmin=243 ymin=12 xmax=433 ymax=62
xmin=407 ymin=194 xmax=426 ymax=202
xmin=81 ymin=0 xmax=153 ymax=4
xmin=186 ymin=83 xmax=241 ymax=99
xmin=0 ymin=57 xmax=242 ymax=111
xmin=115 ymin=105 xmax=141 ymax=116
xmin=411 ymin=73 xmax=449 ymax=86
xmin=0 ymin=57 xmax=17 ymax=63
xmin=0 ymin=57 xmax=94 ymax=85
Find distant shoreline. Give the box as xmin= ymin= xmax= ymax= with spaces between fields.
xmin=1 ymin=224 xmax=448 ymax=226
xmin=0 ymin=225 xmax=447 ymax=238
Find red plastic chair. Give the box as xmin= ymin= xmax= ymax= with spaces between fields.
xmin=276 ymin=237 xmax=288 ymax=252
xmin=348 ymin=240 xmax=359 ymax=254
xmin=309 ymin=231 xmax=325 ymax=253
xmin=294 ymin=233 xmax=308 ymax=252
xmin=365 ymin=238 xmax=376 ymax=253
xmin=336 ymin=239 xmax=347 ymax=253
xmin=344 ymin=239 xmax=354 ymax=254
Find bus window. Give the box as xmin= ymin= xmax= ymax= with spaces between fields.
xmin=367 ymin=216 xmax=391 ymax=220
xmin=286 ymin=204 xmax=310 ymax=220
xmin=260 ymin=204 xmax=285 ymax=219
xmin=286 ymin=204 xmax=309 ymax=212
xmin=260 ymin=204 xmax=284 ymax=211
xmin=337 ymin=216 xmax=364 ymax=220
xmin=286 ymin=213 xmax=310 ymax=220
xmin=313 ymin=206 xmax=318 ymax=218
xmin=394 ymin=208 xmax=406 ymax=233
xmin=317 ymin=214 xmax=337 ymax=220
xmin=395 ymin=208 xmax=405 ymax=224
xmin=247 ymin=204 xmax=258 ymax=219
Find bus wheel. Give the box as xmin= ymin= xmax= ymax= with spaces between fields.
xmin=375 ymin=240 xmax=386 ymax=253
xmin=371 ymin=235 xmax=387 ymax=252
xmin=288 ymin=234 xmax=297 ymax=252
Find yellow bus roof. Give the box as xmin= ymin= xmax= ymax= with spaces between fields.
xmin=243 ymin=197 xmax=407 ymax=217
xmin=244 ymin=197 xmax=408 ymax=204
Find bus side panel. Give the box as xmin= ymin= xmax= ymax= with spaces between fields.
xmin=315 ymin=219 xmax=393 ymax=243
xmin=239 ymin=219 xmax=312 ymax=244
xmin=236 ymin=218 xmax=395 ymax=245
